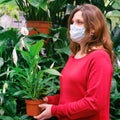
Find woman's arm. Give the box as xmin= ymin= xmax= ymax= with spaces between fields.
xmin=47 ymin=94 xmax=60 ymax=105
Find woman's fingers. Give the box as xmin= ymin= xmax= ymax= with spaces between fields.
xmin=39 ymin=104 xmax=46 ymax=111
xmin=34 ymin=104 xmax=52 ymax=120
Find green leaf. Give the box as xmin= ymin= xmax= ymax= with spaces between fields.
xmin=20 ymin=50 xmax=31 ymax=63
xmin=30 ymin=40 xmax=44 ymax=57
xmin=29 ymin=0 xmax=48 ymax=11
xmin=10 ymin=67 xmax=27 ymax=79
xmin=111 ymin=26 xmax=120 ymax=49
xmin=0 ymin=116 xmax=14 ymax=120
xmin=0 ymin=41 xmax=6 ymax=56
xmin=13 ymin=90 xmax=26 ymax=97
xmin=55 ymin=47 xmax=70 ymax=56
xmin=112 ymin=0 xmax=120 ymax=10
xmin=0 ymin=0 xmax=15 ymax=4
xmin=0 ymin=70 xmax=13 ymax=77
xmin=5 ymin=99 xmax=17 ymax=115
xmin=44 ymin=68 xmax=61 ymax=76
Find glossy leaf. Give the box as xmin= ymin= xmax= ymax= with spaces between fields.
xmin=29 ymin=0 xmax=48 ymax=11
xmin=44 ymin=68 xmax=61 ymax=76
xmin=30 ymin=40 xmax=44 ymax=57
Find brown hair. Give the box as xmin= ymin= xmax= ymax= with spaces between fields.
xmin=68 ymin=4 xmax=114 ymax=64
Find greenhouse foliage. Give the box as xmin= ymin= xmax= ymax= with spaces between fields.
xmin=0 ymin=0 xmax=120 ymax=119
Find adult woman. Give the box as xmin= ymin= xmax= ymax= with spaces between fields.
xmin=34 ymin=4 xmax=114 ymax=120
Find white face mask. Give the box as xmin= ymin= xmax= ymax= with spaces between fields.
xmin=69 ymin=24 xmax=85 ymax=43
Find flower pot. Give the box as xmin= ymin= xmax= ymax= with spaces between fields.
xmin=26 ymin=21 xmax=52 ymax=36
xmin=25 ymin=99 xmax=45 ymax=116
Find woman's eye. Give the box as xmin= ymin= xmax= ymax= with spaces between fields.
xmin=71 ymin=19 xmax=84 ymax=25
xmin=77 ymin=20 xmax=84 ymax=24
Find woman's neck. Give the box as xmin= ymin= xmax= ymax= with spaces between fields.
xmin=74 ymin=45 xmax=104 ymax=59
xmin=74 ymin=51 xmax=86 ymax=59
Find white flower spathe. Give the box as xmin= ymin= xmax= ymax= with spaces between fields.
xmin=0 ymin=14 xmax=12 ymax=28
xmin=117 ymin=57 xmax=120 ymax=67
xmin=50 ymin=62 xmax=55 ymax=68
xmin=12 ymin=48 xmax=18 ymax=66
xmin=20 ymin=27 xmax=29 ymax=36
xmin=38 ymin=65 xmax=41 ymax=70
xmin=0 ymin=89 xmax=3 ymax=105
xmin=53 ymin=33 xmax=59 ymax=42
xmin=0 ymin=57 xmax=4 ymax=67
xmin=20 ymin=37 xmax=25 ymax=50
xmin=0 ymin=109 xmax=4 ymax=115
xmin=3 ymin=83 xmax=8 ymax=94
xmin=6 ymin=67 xmax=9 ymax=78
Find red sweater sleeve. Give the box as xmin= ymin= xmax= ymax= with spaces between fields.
xmin=47 ymin=94 xmax=60 ymax=105
xmin=51 ymin=52 xmax=113 ymax=119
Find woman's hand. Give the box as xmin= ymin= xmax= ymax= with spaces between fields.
xmin=34 ymin=104 xmax=52 ymax=120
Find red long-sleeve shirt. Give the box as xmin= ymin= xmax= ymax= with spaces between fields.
xmin=48 ymin=49 xmax=113 ymax=120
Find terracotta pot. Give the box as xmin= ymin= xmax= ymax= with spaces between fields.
xmin=25 ymin=99 xmax=45 ymax=116
xmin=26 ymin=21 xmax=52 ymax=35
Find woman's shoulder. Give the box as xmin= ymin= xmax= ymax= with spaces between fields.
xmin=88 ymin=49 xmax=111 ymax=62
xmin=89 ymin=49 xmax=108 ymax=55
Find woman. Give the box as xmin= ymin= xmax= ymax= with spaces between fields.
xmin=34 ymin=4 xmax=114 ymax=120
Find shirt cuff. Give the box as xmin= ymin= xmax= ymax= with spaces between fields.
xmin=51 ymin=105 xmax=57 ymax=116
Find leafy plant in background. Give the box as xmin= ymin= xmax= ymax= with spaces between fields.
xmin=28 ymin=25 xmax=70 ymax=68
xmin=15 ymin=0 xmax=51 ymax=21
xmin=44 ymin=27 xmax=70 ymax=67
xmin=107 ymin=1 xmax=120 ymax=119
xmin=0 ymin=27 xmax=32 ymax=84
xmin=0 ymin=0 xmax=19 ymax=19
xmin=0 ymin=0 xmax=67 ymax=22
xmin=0 ymin=27 xmax=32 ymax=119
xmin=111 ymin=66 xmax=120 ymax=120
xmin=110 ymin=26 xmax=120 ymax=120
xmin=0 ymin=82 xmax=30 ymax=120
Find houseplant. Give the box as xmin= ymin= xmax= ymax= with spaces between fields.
xmin=14 ymin=0 xmax=67 ymax=35
xmin=15 ymin=0 xmax=50 ymax=35
xmin=10 ymin=34 xmax=61 ymax=116
xmin=0 ymin=26 xmax=60 ymax=118
xmin=0 ymin=0 xmax=67 ymax=35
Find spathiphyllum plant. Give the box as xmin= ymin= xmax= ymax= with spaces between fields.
xmin=10 ymin=28 xmax=61 ymax=100
xmin=0 ymin=0 xmax=67 ymax=23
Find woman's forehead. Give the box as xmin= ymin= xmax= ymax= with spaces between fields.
xmin=72 ymin=11 xmax=84 ymax=21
